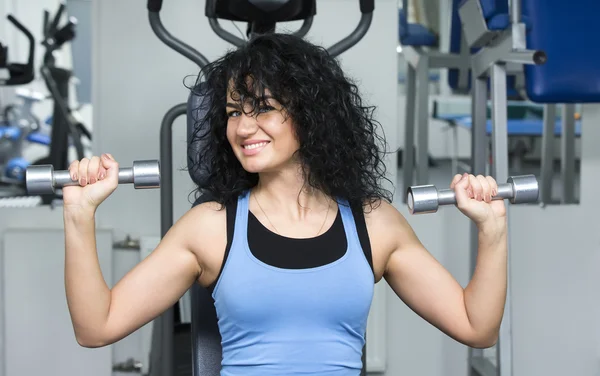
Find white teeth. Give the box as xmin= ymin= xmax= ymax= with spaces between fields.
xmin=243 ymin=142 xmax=268 ymax=150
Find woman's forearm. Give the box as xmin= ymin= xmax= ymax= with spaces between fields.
xmin=64 ymin=208 xmax=111 ymax=346
xmin=463 ymin=219 xmax=508 ymax=345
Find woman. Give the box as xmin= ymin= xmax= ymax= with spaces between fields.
xmin=62 ymin=33 xmax=507 ymax=375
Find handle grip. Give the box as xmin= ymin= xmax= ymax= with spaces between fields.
xmin=147 ymin=0 xmax=163 ymax=12
xmin=360 ymin=0 xmax=375 ymax=13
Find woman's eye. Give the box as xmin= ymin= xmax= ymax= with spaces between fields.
xmin=227 ymin=111 xmax=241 ymax=117
xmin=258 ymin=105 xmax=274 ymax=113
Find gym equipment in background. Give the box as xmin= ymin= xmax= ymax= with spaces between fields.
xmin=406 ymin=174 xmax=539 ymax=215
xmin=0 ymin=14 xmax=35 ymax=86
xmin=0 ymin=14 xmax=45 ymax=197
xmin=32 ymin=2 xmax=91 ymax=201
xmin=25 ymin=160 xmax=161 ymax=195
xmin=455 ymin=0 xmax=600 ymax=375
xmin=147 ymin=1 xmax=375 ymax=375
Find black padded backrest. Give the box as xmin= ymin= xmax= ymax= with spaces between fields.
xmin=187 ymin=82 xmax=214 ymax=186
xmin=187 ymin=86 xmax=223 ymax=376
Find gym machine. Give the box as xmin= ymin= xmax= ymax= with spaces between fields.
xmin=33 ymin=2 xmax=91 ymax=204
xmin=457 ymin=0 xmax=544 ymax=375
xmin=0 ymin=14 xmax=35 ymax=86
xmin=147 ymin=1 xmax=375 ymax=375
xmin=0 ymin=13 xmax=38 ymax=196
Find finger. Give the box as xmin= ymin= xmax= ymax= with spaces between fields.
xmin=101 ymin=153 xmax=119 ymax=179
xmin=469 ymin=174 xmax=483 ymax=200
xmin=485 ymin=176 xmax=498 ymax=197
xmin=450 ymin=173 xmax=463 ymax=189
xmin=477 ymin=175 xmax=491 ymax=202
xmin=87 ymin=156 xmax=101 ymax=184
xmin=78 ymin=158 xmax=89 ymax=186
xmin=98 ymin=163 xmax=107 ymax=180
xmin=68 ymin=160 xmax=79 ymax=181
xmin=454 ymin=173 xmax=471 ymax=204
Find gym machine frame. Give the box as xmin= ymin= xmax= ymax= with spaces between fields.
xmin=38 ymin=4 xmax=90 ymax=177
xmin=147 ymin=1 xmax=375 ymax=375
xmin=458 ymin=0 xmax=546 ymax=375
xmin=400 ymin=0 xmax=470 ymax=196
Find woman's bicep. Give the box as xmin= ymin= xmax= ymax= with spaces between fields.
xmin=101 ymin=213 xmax=203 ymax=345
xmin=369 ymin=202 xmax=479 ymax=347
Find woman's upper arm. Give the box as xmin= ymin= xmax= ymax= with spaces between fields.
xmin=368 ymin=202 xmax=479 ymax=347
xmin=101 ymin=202 xmax=221 ymax=345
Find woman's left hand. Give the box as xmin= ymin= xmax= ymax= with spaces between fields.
xmin=450 ymin=173 xmax=506 ymax=227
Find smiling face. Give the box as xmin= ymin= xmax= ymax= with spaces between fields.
xmin=226 ymin=88 xmax=300 ymax=174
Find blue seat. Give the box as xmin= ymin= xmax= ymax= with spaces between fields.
xmin=523 ymin=0 xmax=600 ymax=103
xmin=398 ymin=8 xmax=437 ymax=47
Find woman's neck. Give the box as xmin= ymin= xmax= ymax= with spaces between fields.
xmin=253 ymin=169 xmax=332 ymax=220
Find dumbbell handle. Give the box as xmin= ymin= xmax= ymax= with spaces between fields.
xmin=52 ymin=167 xmax=140 ymax=187
xmin=435 ymin=183 xmax=515 ymax=206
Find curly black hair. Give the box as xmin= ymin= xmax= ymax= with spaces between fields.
xmin=187 ymin=32 xmax=393 ymax=211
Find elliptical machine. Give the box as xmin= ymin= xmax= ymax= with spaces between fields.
xmin=146 ymin=1 xmax=375 ymax=376
xmin=0 ymin=13 xmax=38 ymax=196
xmin=32 ymin=3 xmax=92 ymax=204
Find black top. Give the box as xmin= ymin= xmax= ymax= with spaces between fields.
xmin=208 ymin=199 xmax=374 ymax=292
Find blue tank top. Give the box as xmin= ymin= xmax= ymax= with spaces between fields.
xmin=211 ymin=190 xmax=375 ymax=375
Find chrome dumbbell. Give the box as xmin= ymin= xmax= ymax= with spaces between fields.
xmin=25 ymin=160 xmax=161 ymax=195
xmin=406 ymin=174 xmax=539 ymax=214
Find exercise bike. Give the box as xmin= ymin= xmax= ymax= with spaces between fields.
xmin=144 ymin=1 xmax=375 ymax=375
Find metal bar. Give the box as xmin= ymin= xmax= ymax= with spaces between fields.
xmin=471 ymin=356 xmax=498 ymax=376
xmin=471 ymin=29 xmax=545 ymax=78
xmin=428 ymin=52 xmax=470 ymax=69
xmin=490 ymin=63 xmax=513 ymax=376
xmin=208 ymin=18 xmax=246 ymax=47
xmin=402 ymin=46 xmax=421 ymax=68
xmin=415 ymin=56 xmax=430 ymax=184
xmin=402 ymin=64 xmax=416 ymax=203
xmin=469 ymin=75 xmax=489 ymax=376
xmin=510 ymin=0 xmax=522 ymax=25
xmin=540 ymin=104 xmax=556 ymax=204
xmin=292 ymin=16 xmax=313 ymax=38
xmin=505 ymin=50 xmax=546 ymax=66
xmin=471 ymin=77 xmax=488 ymax=177
xmin=561 ymin=104 xmax=576 ymax=203
xmin=41 ymin=66 xmax=85 ymax=165
xmin=148 ymin=103 xmax=188 ymax=376
xmin=327 ymin=13 xmax=373 ymax=58
xmin=148 ymin=12 xmax=209 ymax=68
xmin=458 ymin=0 xmax=494 ymax=48
xmin=490 ymin=64 xmax=509 ymax=182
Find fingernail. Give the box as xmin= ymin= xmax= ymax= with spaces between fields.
xmin=72 ymin=173 xmax=77 ymax=181
xmin=80 ymin=177 xmax=86 ymax=186
xmin=99 ymin=172 xmax=105 ymax=179
xmin=90 ymin=177 xmax=96 ymax=184
xmin=107 ymin=153 xmax=114 ymax=160
xmin=102 ymin=153 xmax=108 ymax=160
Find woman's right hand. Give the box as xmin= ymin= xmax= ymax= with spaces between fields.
xmin=63 ymin=154 xmax=120 ymax=212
